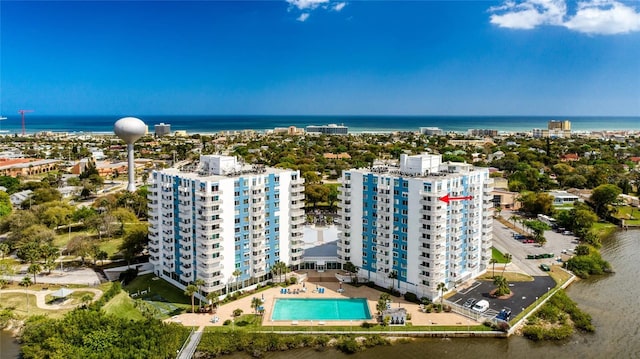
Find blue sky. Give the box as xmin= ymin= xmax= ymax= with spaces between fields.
xmin=1 ymin=0 xmax=639 ymax=116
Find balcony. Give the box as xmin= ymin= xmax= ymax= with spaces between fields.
xmin=197 ymin=261 xmax=221 ymax=272
xmin=199 ymin=245 xmax=218 ymax=255
xmin=198 ymin=254 xmax=223 ymax=266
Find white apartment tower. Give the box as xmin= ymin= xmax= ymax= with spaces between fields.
xmin=148 ymin=155 xmax=305 ymax=296
xmin=337 ymin=153 xmax=493 ymax=300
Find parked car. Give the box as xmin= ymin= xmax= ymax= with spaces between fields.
xmin=463 ymin=298 xmax=477 ymax=308
xmin=471 ymin=299 xmax=490 ymax=313
xmin=540 ymin=263 xmax=551 ymax=271
xmin=497 ymin=307 xmax=512 ymax=321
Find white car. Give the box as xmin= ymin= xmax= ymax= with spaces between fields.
xmin=471 ymin=299 xmax=490 ymax=313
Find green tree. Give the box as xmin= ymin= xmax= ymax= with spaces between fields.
xmin=28 ymin=263 xmax=42 ymax=283
xmin=95 ymin=249 xmax=109 ymax=266
xmin=304 ymin=184 xmax=330 ymax=208
xmin=489 ymin=258 xmax=498 ymax=278
xmin=0 ymin=176 xmax=20 ymax=194
xmin=119 ymin=225 xmax=148 ymax=266
xmin=67 ymin=235 xmax=92 ymax=265
xmin=0 ymin=191 xmax=12 ymax=218
xmin=22 ymin=187 xmax=62 ymax=208
xmin=110 ymin=207 xmax=138 ymax=235
xmin=232 ymin=269 xmax=242 ymax=293
xmin=493 ymin=275 xmax=511 ymax=296
xmin=184 ymin=284 xmax=198 ymax=313
xmin=194 ymin=278 xmax=205 ymax=308
xmin=437 ymin=282 xmax=447 ymax=307
xmin=327 ymin=184 xmax=339 ymax=211
xmin=343 ymin=261 xmax=358 ymax=282
xmin=206 ymin=291 xmax=220 ymax=313
xmin=501 ymin=253 xmax=512 ymax=277
xmin=590 ymin=184 xmax=622 ymax=218
xmin=0 ymin=242 xmax=9 ymax=260
xmin=388 ymin=271 xmax=399 ymax=290
xmin=251 ymin=297 xmax=262 ymax=315
xmin=271 ymin=261 xmax=287 ymax=283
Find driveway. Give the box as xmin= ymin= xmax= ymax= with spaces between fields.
xmin=448 ymin=275 xmax=556 ymax=319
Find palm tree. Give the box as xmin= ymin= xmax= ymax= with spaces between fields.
xmin=28 ymin=263 xmax=42 ymax=284
xmin=184 ymin=284 xmax=198 ymax=313
xmin=272 ymin=262 xmax=287 ymax=283
xmin=509 ymin=215 xmax=520 ymax=230
xmin=194 ymin=278 xmax=205 ymax=308
xmin=501 ymin=253 xmax=512 ymax=277
xmin=388 ymin=271 xmax=399 ymax=290
xmin=232 ymin=269 xmax=242 ymax=293
xmin=489 ymin=258 xmax=498 ymax=278
xmin=436 ymin=282 xmax=446 ymax=307
xmin=206 ymin=291 xmax=220 ymax=313
xmin=251 ymin=297 xmax=262 ymax=315
xmin=493 ymin=275 xmax=510 ymax=296
xmin=20 ymin=276 xmax=32 ymax=314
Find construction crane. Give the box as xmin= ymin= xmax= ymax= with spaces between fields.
xmin=18 ymin=109 xmax=34 ymax=136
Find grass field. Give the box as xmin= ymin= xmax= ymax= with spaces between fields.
xmin=479 ymin=271 xmax=534 ymax=282
xmin=492 ymin=247 xmax=510 ymax=263
xmin=124 ymin=274 xmax=191 ymax=308
xmin=102 ymin=291 xmax=145 ymax=320
xmin=0 ymin=292 xmax=67 ymax=318
xmin=591 ymin=222 xmax=618 ymax=238
xmin=614 ymin=206 xmax=640 ymax=226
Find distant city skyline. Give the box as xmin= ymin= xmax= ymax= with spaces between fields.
xmin=1 ymin=1 xmax=639 ymax=116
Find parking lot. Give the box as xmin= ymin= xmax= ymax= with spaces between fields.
xmin=492 ymin=214 xmax=579 ymax=275
xmin=448 ymin=275 xmax=556 ymax=320
xmin=445 ymin=212 xmax=574 ymax=322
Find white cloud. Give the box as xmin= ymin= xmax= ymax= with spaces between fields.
xmin=287 ymin=0 xmax=329 ymax=11
xmin=489 ymin=0 xmax=640 ymax=34
xmin=565 ymin=1 xmax=640 ymax=34
xmin=490 ymin=0 xmax=566 ymax=29
xmin=286 ymin=0 xmax=347 ymax=21
xmin=297 ymin=13 xmax=310 ymax=22
xmin=333 ymin=2 xmax=346 ymax=12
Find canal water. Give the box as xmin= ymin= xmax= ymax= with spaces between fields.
xmin=1 ymin=230 xmax=638 ymax=358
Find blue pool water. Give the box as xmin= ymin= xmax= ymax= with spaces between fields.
xmin=271 ymin=298 xmax=372 ymax=321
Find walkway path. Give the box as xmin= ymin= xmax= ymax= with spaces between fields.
xmin=177 ymin=326 xmax=204 ymax=359
xmin=0 ymin=288 xmax=103 ymax=310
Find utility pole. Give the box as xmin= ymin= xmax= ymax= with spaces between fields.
xmin=18 ymin=110 xmax=34 ymax=136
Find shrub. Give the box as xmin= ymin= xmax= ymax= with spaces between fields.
xmin=336 ymin=337 xmax=361 ymax=354
xmin=403 ymin=292 xmax=419 ymax=303
xmin=223 ymin=319 xmax=231 ymax=326
xmin=288 ymin=277 xmax=297 ymax=285
xmin=361 ymin=322 xmax=376 ymax=329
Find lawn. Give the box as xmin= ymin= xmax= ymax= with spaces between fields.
xmin=548 ymin=265 xmax=572 ymax=287
xmin=479 ymin=272 xmax=533 ymax=282
xmin=102 ymin=291 xmax=145 ymax=320
xmin=492 ymin=247 xmax=510 ymax=263
xmin=614 ymin=206 xmax=640 ymax=226
xmin=0 ymin=292 xmax=67 ymax=318
xmin=124 ymin=274 xmax=191 ymax=308
xmin=591 ymin=222 xmax=618 ymax=238
xmin=45 ymin=290 xmax=96 ymax=305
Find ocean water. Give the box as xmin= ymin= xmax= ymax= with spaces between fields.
xmin=0 ymin=115 xmax=638 ymax=135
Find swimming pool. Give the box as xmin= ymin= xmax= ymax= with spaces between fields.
xmin=271 ymin=298 xmax=372 ymax=321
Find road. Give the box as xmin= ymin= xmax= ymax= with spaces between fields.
xmin=493 ymin=212 xmax=579 ymax=276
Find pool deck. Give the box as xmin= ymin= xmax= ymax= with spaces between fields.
xmin=166 ymin=272 xmax=477 ymax=329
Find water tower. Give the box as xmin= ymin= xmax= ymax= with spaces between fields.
xmin=114 ymin=117 xmax=147 ymax=192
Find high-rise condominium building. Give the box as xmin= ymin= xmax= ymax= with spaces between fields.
xmin=148 ymin=155 xmax=305 ymax=296
xmin=337 ymin=153 xmax=493 ymax=300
